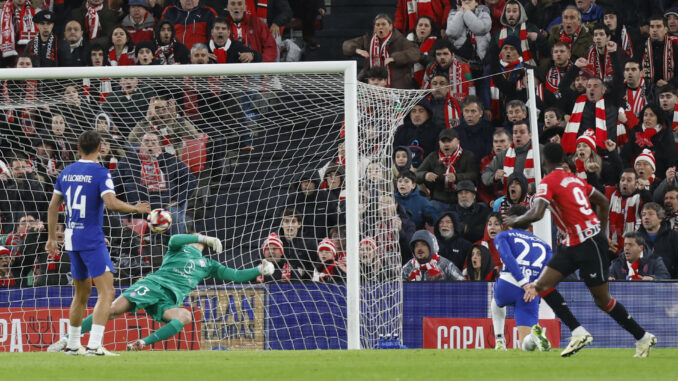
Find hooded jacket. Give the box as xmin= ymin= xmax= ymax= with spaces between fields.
xmin=160 ymin=3 xmax=217 ymax=49
xmin=392 ymin=98 xmax=444 ymax=166
xmin=123 ymin=10 xmax=156 ymax=44
xmin=446 ymin=4 xmax=492 ymax=62
xmin=492 ymin=171 xmax=529 ymax=213
xmin=394 ymin=187 xmax=439 ymax=230
xmin=489 ymin=1 xmax=548 ymax=60
xmin=401 ymin=230 xmax=464 ymax=281
xmin=153 ymin=21 xmax=190 ymax=64
xmin=434 ymin=211 xmax=472 ymax=270
xmin=464 ymin=244 xmax=496 ymax=281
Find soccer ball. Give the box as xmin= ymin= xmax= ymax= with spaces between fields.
xmin=148 ymin=209 xmax=172 ymax=233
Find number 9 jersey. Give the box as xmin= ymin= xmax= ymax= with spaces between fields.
xmin=534 ymin=168 xmax=600 ymax=247
xmin=54 ymin=160 xmax=116 ymax=251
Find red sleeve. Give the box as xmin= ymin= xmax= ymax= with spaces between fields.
xmin=394 ymin=0 xmax=407 ymax=33
xmin=534 ymin=175 xmax=554 ymax=204
xmin=432 ymin=0 xmax=445 ymax=29
xmin=257 ymin=20 xmax=278 ymax=62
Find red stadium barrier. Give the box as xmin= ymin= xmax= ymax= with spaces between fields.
xmin=422 ymin=317 xmax=561 ymax=349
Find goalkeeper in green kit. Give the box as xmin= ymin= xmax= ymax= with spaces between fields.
xmin=48 ymin=234 xmax=274 ymax=354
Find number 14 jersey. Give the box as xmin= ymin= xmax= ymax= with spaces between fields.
xmin=54 ymin=160 xmax=116 ymax=251
xmin=534 ymin=168 xmax=600 ymax=247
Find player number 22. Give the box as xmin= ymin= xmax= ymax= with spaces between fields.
xmin=65 ymin=185 xmax=87 ymax=219
xmin=515 ymin=238 xmax=546 ymax=268
xmin=573 ymin=187 xmax=593 ymax=215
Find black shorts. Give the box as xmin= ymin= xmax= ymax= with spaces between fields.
xmin=547 ymin=232 xmax=609 ymax=287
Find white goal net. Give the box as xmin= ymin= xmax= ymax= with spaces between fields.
xmin=0 ymin=63 xmax=428 ymax=351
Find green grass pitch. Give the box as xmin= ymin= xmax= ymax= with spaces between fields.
xmin=3 ymin=349 xmax=677 ymax=381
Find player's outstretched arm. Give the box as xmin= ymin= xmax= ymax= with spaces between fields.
xmin=503 ymin=199 xmax=547 ymax=228
xmin=102 ymin=193 xmax=151 ymax=215
xmin=168 ymin=234 xmax=222 ymax=253
xmin=214 ymin=259 xmax=274 ymax=282
xmin=589 ymin=188 xmax=610 ymax=233
xmin=46 ymin=193 xmax=64 ymax=256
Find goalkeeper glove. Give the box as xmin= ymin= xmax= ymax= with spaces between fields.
xmin=258 ymin=259 xmax=275 ymax=276
xmin=198 ymin=235 xmax=223 ymax=253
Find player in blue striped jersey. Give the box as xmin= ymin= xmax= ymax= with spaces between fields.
xmin=491 ymin=205 xmax=553 ymax=352
xmin=46 ymin=131 xmax=151 ymax=356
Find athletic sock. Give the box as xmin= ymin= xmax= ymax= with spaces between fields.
xmin=142 ymin=319 xmax=185 ymax=345
xmin=604 ymin=299 xmax=646 ymax=340
xmin=542 ymin=289 xmax=581 ymax=331
xmin=67 ymin=325 xmax=81 ymax=350
xmin=572 ymin=326 xmax=589 ymax=336
xmin=491 ymin=299 xmax=506 ymax=340
xmin=87 ymin=324 xmax=106 ymax=349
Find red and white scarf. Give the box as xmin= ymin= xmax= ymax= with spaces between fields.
xmin=672 ymin=102 xmax=678 ymax=132
xmin=108 ymin=46 xmax=133 ymax=66
xmin=82 ymin=78 xmax=112 ymax=103
xmin=209 ymin=38 xmax=231 ymax=63
xmin=498 ymin=23 xmax=534 ymax=65
xmin=635 ymin=123 xmax=661 ymax=149
xmin=608 ymin=189 xmax=641 ymax=254
xmin=369 ymin=31 xmax=393 ymax=86
xmin=405 ymin=0 xmax=433 ymax=32
xmin=617 ymin=119 xmax=628 ymax=147
xmin=247 ymin=0 xmax=268 ymax=24
xmin=490 ymin=57 xmax=524 ymax=122
xmin=642 ymin=35 xmax=674 ymax=83
xmin=444 ymin=92 xmax=461 ymax=128
xmin=139 ymin=151 xmax=167 ymax=192
xmin=412 ymin=35 xmax=436 ymax=86
xmin=86 ymin=3 xmax=104 ymax=40
xmin=562 ymin=95 xmax=608 ymax=154
xmin=574 ymin=158 xmax=588 ymax=180
xmin=438 ymin=146 xmax=463 ymax=191
xmin=625 ymin=77 xmax=646 ymax=116
xmin=620 ymin=25 xmax=634 ymax=58
xmin=423 ymin=60 xmax=468 ymax=100
xmin=544 ymin=62 xmax=571 ymax=96
xmin=408 ymin=252 xmax=443 ymax=281
xmin=559 ymin=25 xmax=581 ymax=49
xmin=503 ymin=142 xmax=534 ymax=186
xmin=0 ymin=0 xmax=36 ymax=57
xmin=627 ymin=259 xmax=642 ymax=280
xmin=586 ymin=46 xmax=613 ymax=84
xmin=155 ymin=41 xmax=177 ymax=64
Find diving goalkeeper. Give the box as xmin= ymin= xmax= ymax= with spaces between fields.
xmin=48 ymin=233 xmax=274 ymax=354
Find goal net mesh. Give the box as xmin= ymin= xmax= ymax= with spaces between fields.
xmin=0 ymin=67 xmax=427 ymax=351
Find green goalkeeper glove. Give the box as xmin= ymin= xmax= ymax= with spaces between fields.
xmin=198 ymin=235 xmax=223 ymax=253
xmin=258 ymin=259 xmax=275 ymax=276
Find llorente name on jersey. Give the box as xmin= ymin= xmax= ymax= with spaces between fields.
xmin=63 ymin=174 xmax=94 ymax=183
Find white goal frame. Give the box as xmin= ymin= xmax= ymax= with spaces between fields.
xmin=0 ymin=61 xmax=362 ymax=350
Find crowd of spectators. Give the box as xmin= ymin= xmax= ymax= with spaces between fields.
xmin=2 ymin=0 xmax=678 ymax=287
xmin=340 ymin=0 xmax=678 ymax=282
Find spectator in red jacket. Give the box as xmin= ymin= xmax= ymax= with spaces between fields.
xmin=161 ymin=0 xmax=217 ymax=49
xmin=208 ymin=17 xmax=262 ymax=63
xmin=123 ymin=0 xmax=156 ymax=44
xmin=225 ymin=0 xmax=277 ymax=62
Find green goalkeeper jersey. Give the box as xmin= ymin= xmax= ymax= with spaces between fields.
xmin=140 ymin=234 xmax=261 ymax=304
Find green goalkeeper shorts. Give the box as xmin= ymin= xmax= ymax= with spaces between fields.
xmin=122 ymin=279 xmax=180 ymax=323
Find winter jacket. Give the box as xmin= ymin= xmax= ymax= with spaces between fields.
xmin=208 ymin=38 xmax=262 ymax=63
xmin=154 ymin=21 xmax=190 ymax=64
xmin=492 ymin=171 xmax=529 ymax=213
xmin=394 ymin=189 xmax=439 ymax=230
xmin=415 ymin=148 xmax=478 ymax=205
xmin=451 ymin=202 xmax=491 ymax=243
xmin=161 ymin=4 xmax=217 ymax=49
xmin=434 ymin=212 xmax=472 ymax=270
xmin=621 ymin=125 xmax=678 ymax=180
xmin=446 ymin=5 xmax=492 ymax=61
xmin=402 ymin=230 xmax=465 ymax=281
xmin=114 ymin=150 xmax=196 ymax=208
xmin=609 ymin=251 xmax=671 ymax=280
xmin=122 ymin=12 xmax=156 ymax=44
xmin=279 ymin=233 xmax=317 ymax=280
xmin=637 ymin=222 xmax=678 ymax=279
xmin=392 ymin=99 xmax=444 ymax=165
xmin=101 ymin=85 xmax=157 ymax=136
xmin=547 ymin=24 xmax=594 ymax=60
xmin=488 ymin=1 xmax=548 ymax=63
xmin=455 ymin=117 xmax=494 ymax=166
xmin=69 ymin=3 xmax=119 ymax=48
xmin=128 ymin=117 xmax=200 ymax=158
xmin=58 ymin=38 xmax=89 ymax=67
xmin=482 ymin=142 xmax=542 ymax=189
xmin=343 ymin=28 xmax=420 ymax=89
xmin=547 ymin=3 xmax=603 ymax=31
xmin=225 ymin=12 xmax=277 ymax=62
